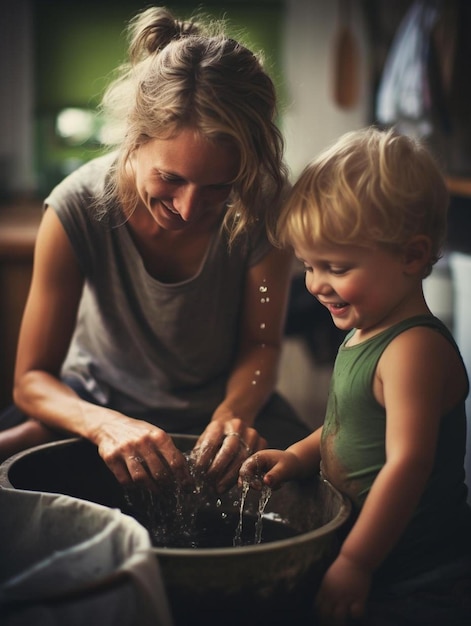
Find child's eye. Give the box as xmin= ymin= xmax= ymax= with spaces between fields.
xmin=330 ymin=267 xmax=349 ymax=275
xmin=303 ymin=264 xmax=313 ymax=273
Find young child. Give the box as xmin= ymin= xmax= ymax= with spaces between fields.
xmin=240 ymin=127 xmax=471 ymax=625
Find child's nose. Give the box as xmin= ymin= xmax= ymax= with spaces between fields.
xmin=305 ymin=271 xmax=331 ymax=296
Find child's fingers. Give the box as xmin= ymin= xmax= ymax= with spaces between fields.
xmin=238 ymin=451 xmax=278 ymax=488
xmin=263 ymin=463 xmax=287 ymax=489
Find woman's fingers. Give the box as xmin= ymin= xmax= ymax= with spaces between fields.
xmin=191 ymin=419 xmax=267 ymax=492
xmin=99 ymin=425 xmax=191 ymax=491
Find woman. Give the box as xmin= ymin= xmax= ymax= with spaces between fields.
xmin=0 ymin=6 xmax=310 ymax=493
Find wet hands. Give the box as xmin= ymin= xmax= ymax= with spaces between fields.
xmin=190 ymin=419 xmax=266 ymax=493
xmin=96 ymin=418 xmax=191 ymax=492
xmin=238 ymin=449 xmax=304 ymax=490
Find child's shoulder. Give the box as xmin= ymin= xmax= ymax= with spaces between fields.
xmin=383 ymin=316 xmax=454 ymax=358
xmin=381 ymin=316 xmax=468 ymax=398
xmin=388 ymin=315 xmax=456 ymax=352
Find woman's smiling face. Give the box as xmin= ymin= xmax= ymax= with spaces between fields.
xmin=296 ymin=240 xmax=412 ymax=336
xmin=132 ymin=128 xmax=240 ymax=232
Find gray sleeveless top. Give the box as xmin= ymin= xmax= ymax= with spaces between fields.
xmin=45 ymin=153 xmax=272 ymax=430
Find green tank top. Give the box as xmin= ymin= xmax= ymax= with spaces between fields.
xmin=321 ymin=315 xmax=471 ymax=582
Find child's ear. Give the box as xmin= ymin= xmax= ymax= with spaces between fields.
xmin=403 ymin=235 xmax=432 ymax=274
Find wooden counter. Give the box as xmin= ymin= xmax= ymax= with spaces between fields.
xmin=445 ymin=176 xmax=471 ymax=200
xmin=0 ymin=200 xmax=42 ymax=409
xmin=0 ymin=201 xmax=42 ymax=259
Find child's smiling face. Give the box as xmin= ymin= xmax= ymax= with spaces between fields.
xmin=296 ymin=240 xmax=417 ymax=337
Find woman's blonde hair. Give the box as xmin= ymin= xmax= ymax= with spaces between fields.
xmin=276 ymin=126 xmax=449 ymax=275
xmin=98 ymin=6 xmax=287 ymax=244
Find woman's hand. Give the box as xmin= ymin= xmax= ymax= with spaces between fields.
xmin=190 ymin=418 xmax=266 ymax=493
xmin=315 ymin=554 xmax=371 ymax=626
xmin=238 ymin=449 xmax=304 ymax=490
xmin=93 ymin=414 xmax=192 ymax=492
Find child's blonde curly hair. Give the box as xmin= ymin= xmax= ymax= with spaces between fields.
xmin=276 ymin=127 xmax=449 ymax=277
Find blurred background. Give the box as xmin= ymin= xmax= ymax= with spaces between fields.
xmin=1 ymin=1 xmax=470 ymax=481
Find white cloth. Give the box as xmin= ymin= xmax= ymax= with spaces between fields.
xmin=376 ymin=0 xmax=439 ymax=136
xmin=0 ymin=488 xmax=173 ymax=626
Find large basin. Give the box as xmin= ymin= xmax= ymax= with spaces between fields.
xmin=0 ymin=436 xmax=351 ymax=625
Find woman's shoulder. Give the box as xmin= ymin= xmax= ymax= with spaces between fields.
xmin=45 ymin=152 xmax=117 ymax=210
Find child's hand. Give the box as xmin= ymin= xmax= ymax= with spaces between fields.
xmin=315 ymin=553 xmax=371 ymax=625
xmin=238 ymin=449 xmax=303 ymax=490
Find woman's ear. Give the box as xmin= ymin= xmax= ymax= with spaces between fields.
xmin=403 ymin=235 xmax=432 ymax=274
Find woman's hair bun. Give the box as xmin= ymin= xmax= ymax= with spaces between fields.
xmin=128 ymin=7 xmax=200 ymax=63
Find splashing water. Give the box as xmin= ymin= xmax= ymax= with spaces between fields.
xmin=254 ymin=484 xmax=272 ymax=544
xmin=251 ymin=368 xmax=262 ymax=385
xmin=124 ymin=448 xmax=275 ymax=548
xmin=233 ymin=480 xmax=250 ymax=546
xmin=253 ymin=281 xmax=270 ymax=384
xmin=233 ymin=480 xmax=272 ymax=546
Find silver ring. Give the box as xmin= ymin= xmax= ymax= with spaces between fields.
xmin=226 ymin=432 xmax=251 ymax=454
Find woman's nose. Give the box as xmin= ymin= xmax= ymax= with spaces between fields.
xmin=173 ymin=186 xmax=202 ymax=221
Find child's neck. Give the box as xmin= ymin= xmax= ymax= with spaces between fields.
xmin=349 ymin=296 xmax=432 ymax=346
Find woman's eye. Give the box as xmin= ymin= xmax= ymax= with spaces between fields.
xmin=210 ymin=184 xmax=232 ymax=192
xmin=159 ymin=172 xmax=181 ymax=183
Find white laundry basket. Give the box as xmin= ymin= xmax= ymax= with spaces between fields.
xmin=0 ymin=488 xmax=173 ymax=626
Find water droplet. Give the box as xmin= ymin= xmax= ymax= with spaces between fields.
xmin=255 ymin=370 xmax=261 ymax=376
xmin=259 ymin=286 xmax=268 ymax=293
xmin=251 ymin=380 xmax=257 ymax=385
xmin=255 ymin=485 xmax=272 ymax=544
xmin=265 ymin=297 xmax=270 ymax=303
xmin=260 ymin=298 xmax=266 ymax=303
xmin=233 ymin=481 xmax=251 ymax=547
xmin=260 ymin=323 xmax=266 ymax=329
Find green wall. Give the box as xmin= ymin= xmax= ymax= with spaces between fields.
xmin=34 ymin=1 xmax=285 ymax=194
xmin=35 ymin=1 xmax=285 ymax=110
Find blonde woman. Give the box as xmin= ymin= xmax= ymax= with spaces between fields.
xmin=0 ymin=6 xmax=310 ymax=492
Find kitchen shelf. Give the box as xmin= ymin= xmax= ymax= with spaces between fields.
xmin=445 ymin=176 xmax=471 ymax=199
xmin=0 ymin=201 xmax=42 ymax=260
xmin=0 ymin=200 xmax=42 ymax=408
